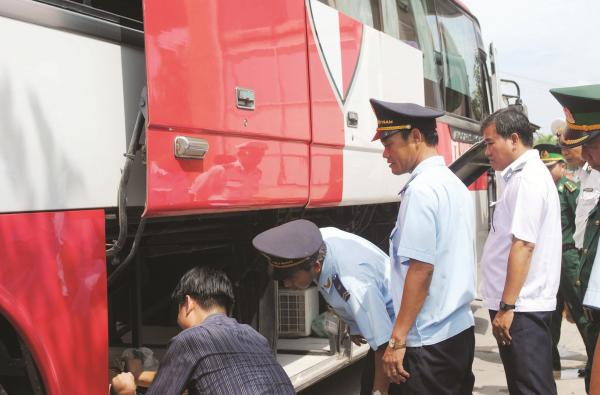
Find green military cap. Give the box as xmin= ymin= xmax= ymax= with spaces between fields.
xmin=534 ymin=143 xmax=565 ymax=167
xmin=549 ymin=84 xmax=600 ymax=148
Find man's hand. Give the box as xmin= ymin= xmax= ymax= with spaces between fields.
xmin=382 ymin=346 xmax=410 ymax=384
xmin=111 ymin=372 xmax=137 ymax=395
xmin=492 ymin=310 xmax=514 ymax=346
xmin=350 ymin=335 xmax=367 ymax=346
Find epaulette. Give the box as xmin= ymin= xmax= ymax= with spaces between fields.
xmin=332 ymin=274 xmax=350 ymax=302
xmin=503 ymin=162 xmax=526 ymax=182
xmin=564 ymin=180 xmax=577 ymax=193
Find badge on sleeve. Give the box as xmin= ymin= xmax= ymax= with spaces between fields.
xmin=332 ymin=274 xmax=350 ymax=302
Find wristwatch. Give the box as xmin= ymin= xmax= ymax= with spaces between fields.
xmin=388 ymin=338 xmax=406 ymax=350
xmin=499 ymin=301 xmax=516 ymax=311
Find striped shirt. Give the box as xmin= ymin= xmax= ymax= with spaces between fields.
xmin=148 ymin=314 xmax=294 ymax=395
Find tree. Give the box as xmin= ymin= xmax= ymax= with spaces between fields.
xmin=534 ymin=133 xmax=557 ymax=146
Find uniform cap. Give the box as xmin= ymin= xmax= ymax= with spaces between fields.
xmin=369 ymin=99 xmax=444 ymax=141
xmin=534 ymin=143 xmax=564 ymax=167
xmin=252 ymin=219 xmax=323 ymax=269
xmin=549 ymin=85 xmax=600 ymax=148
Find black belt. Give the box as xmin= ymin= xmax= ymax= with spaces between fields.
xmin=562 ymin=243 xmax=576 ymax=252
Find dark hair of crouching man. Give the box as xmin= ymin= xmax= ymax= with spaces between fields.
xmin=171 ymin=266 xmax=235 ymax=317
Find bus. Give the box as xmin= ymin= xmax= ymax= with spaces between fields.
xmin=0 ymin=0 xmax=496 ymax=393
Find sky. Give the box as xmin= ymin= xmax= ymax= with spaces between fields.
xmin=461 ymin=0 xmax=600 ymax=135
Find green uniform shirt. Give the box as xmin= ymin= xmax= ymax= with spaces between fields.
xmin=557 ymin=176 xmax=579 ymax=246
xmin=558 ymin=177 xmax=580 ymax=288
xmin=579 ymin=203 xmax=600 ymax=300
xmin=578 ymin=200 xmax=600 ymax=389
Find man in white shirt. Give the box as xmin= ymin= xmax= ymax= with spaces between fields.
xmin=480 ymin=107 xmax=561 ymax=394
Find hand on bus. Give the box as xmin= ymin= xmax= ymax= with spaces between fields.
xmin=111 ymin=372 xmax=137 ymax=395
xmin=351 ymin=335 xmax=367 ymax=346
xmin=382 ymin=346 xmax=410 ymax=384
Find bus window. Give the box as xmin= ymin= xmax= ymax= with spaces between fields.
xmin=408 ymin=0 xmax=444 ymax=110
xmin=435 ymin=0 xmax=485 ymax=121
xmin=381 ymin=0 xmax=418 ymax=46
xmin=318 ymin=0 xmax=382 ymax=30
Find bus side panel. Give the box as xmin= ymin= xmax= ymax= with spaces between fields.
xmin=0 ymin=14 xmax=146 ymax=214
xmin=0 ymin=210 xmax=106 ymax=395
xmin=306 ymin=0 xmax=425 ymax=207
xmin=305 ymin=0 xmax=345 ymax=206
xmin=143 ymin=0 xmax=311 ymax=216
xmin=145 ymin=129 xmax=309 ymax=215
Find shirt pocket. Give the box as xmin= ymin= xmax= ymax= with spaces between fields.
xmin=579 ymin=188 xmax=600 ymax=210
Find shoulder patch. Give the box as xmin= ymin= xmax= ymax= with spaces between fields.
xmin=332 ymin=274 xmax=350 ymax=302
xmin=564 ymin=180 xmax=577 ymax=193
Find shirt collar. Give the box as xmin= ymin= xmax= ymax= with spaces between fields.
xmin=317 ymin=242 xmax=334 ymax=295
xmin=399 ymin=155 xmax=445 ymax=195
xmin=501 ymin=149 xmax=537 ymax=183
xmin=202 ymin=312 xmax=228 ymax=324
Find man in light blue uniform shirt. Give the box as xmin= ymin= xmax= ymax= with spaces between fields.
xmin=370 ymin=99 xmax=476 ymax=395
xmin=252 ymin=219 xmax=400 ymax=395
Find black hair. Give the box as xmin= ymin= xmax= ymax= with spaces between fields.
xmin=480 ymin=107 xmax=534 ymax=147
xmin=171 ymin=266 xmax=235 ymax=315
xmin=393 ymin=128 xmax=439 ymax=146
xmin=270 ymin=244 xmax=327 ymax=282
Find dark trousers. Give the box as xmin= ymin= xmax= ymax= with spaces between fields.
xmin=360 ymin=347 xmax=403 ymax=395
xmin=551 ymin=289 xmax=564 ymax=370
xmin=489 ymin=310 xmax=557 ymax=395
xmin=399 ymin=326 xmax=475 ymax=395
xmin=584 ymin=319 xmax=600 ymax=393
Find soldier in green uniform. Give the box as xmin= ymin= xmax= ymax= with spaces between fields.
xmin=551 ymin=84 xmax=600 ymax=392
xmin=535 ymin=143 xmax=582 ymax=371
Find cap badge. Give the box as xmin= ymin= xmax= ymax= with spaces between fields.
xmin=324 ymin=277 xmax=331 ymax=289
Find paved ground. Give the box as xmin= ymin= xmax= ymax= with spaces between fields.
xmin=301 ymin=300 xmax=587 ymax=394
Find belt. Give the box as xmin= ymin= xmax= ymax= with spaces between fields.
xmin=562 ymin=243 xmax=576 ymax=252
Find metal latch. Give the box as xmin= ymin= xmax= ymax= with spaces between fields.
xmin=236 ymin=87 xmax=255 ymax=110
xmin=347 ymin=111 xmax=358 ymax=128
xmin=174 ymin=136 xmax=209 ymax=159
